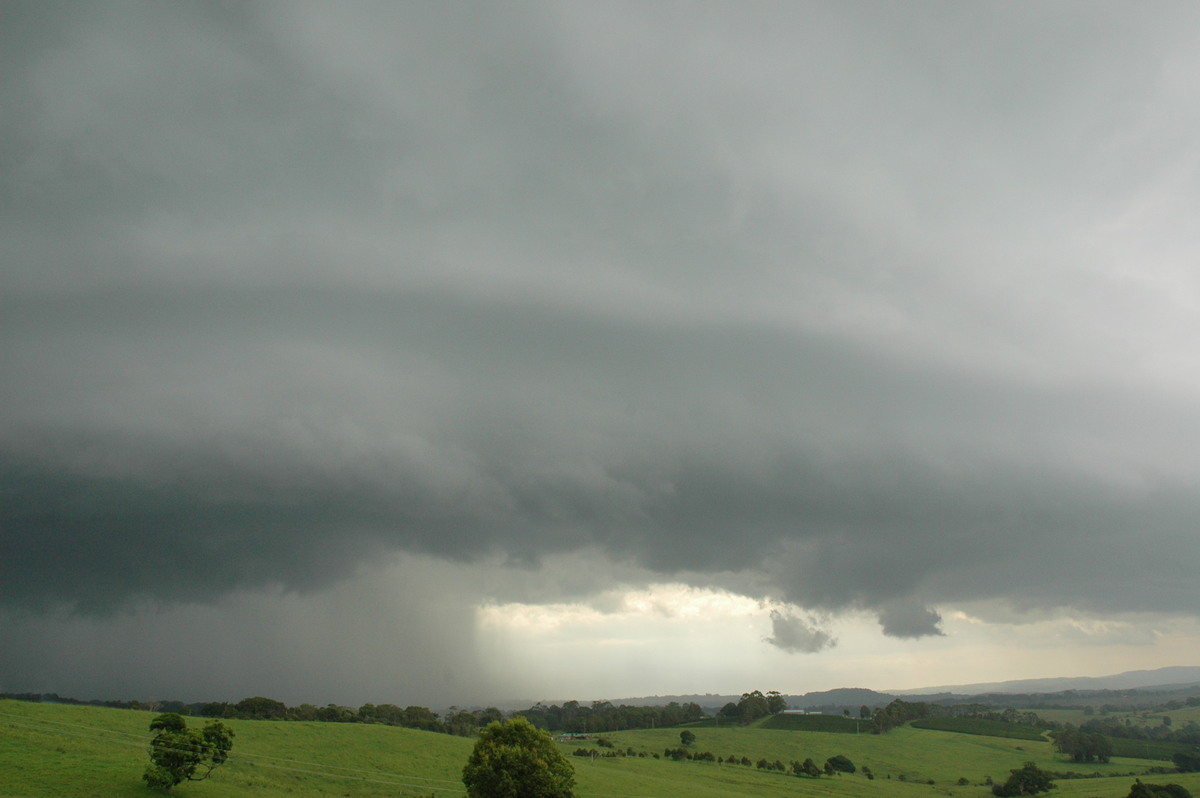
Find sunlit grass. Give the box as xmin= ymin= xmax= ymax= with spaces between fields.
xmin=1 ymin=699 xmax=1194 ymax=798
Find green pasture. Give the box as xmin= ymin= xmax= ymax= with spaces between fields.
xmin=760 ymin=713 xmax=867 ymax=733
xmin=1 ymin=699 xmax=1195 ymax=798
xmin=1033 ymin=706 xmax=1200 ymax=728
xmin=0 ymin=700 xmax=472 ymax=797
xmin=1105 ymin=738 xmax=1197 ymax=762
xmin=910 ymin=718 xmax=1048 ymax=741
xmin=576 ymin=722 xmax=1166 ymax=786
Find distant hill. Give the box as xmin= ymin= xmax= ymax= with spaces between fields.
xmin=887 ymin=666 xmax=1200 ymax=696
xmin=499 ymin=666 xmax=1200 ymax=713
xmin=788 ymin=687 xmax=897 ymax=709
xmin=542 ymin=688 xmax=900 ymax=713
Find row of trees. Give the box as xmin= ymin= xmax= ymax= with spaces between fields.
xmin=1053 ymin=725 xmax=1113 ymax=763
xmin=661 ymin=748 xmax=855 ymax=778
xmin=513 ymin=699 xmax=705 ymax=732
xmin=191 ymin=696 xmax=504 ymax=736
xmin=716 ymin=690 xmax=788 ymax=724
xmin=872 ymin=699 xmax=934 ymax=733
xmin=1075 ymin=717 xmax=1200 ymax=745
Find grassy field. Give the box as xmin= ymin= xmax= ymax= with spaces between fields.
xmin=760 ymin=713 xmax=867 ymax=733
xmin=3 ymin=699 xmax=1199 ymax=798
xmin=1034 ymin=707 xmax=1200 ymax=728
xmin=909 ymin=718 xmax=1049 ymax=741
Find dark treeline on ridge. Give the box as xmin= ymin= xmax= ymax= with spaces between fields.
xmin=0 ymin=692 xmax=706 ymax=737
xmin=1 ymin=692 xmax=501 ymax=736
xmin=514 ymin=699 xmax=706 ymax=732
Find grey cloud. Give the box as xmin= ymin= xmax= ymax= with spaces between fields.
xmin=3 ymin=2 xmax=1200 ymax=651
xmin=0 ymin=555 xmax=497 ymax=706
xmin=877 ymin=601 xmax=945 ymax=640
xmin=765 ymin=610 xmax=837 ymax=654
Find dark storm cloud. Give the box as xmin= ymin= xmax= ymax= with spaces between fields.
xmin=4 ymin=0 xmax=1200 ymax=643
xmin=876 ymin=602 xmax=945 ymax=640
xmin=765 ymin=610 xmax=837 ymax=654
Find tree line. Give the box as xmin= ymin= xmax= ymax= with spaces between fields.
xmin=192 ymin=696 xmax=506 ymax=736
xmin=1073 ymin=716 xmax=1200 ymax=746
xmin=715 ymin=690 xmax=788 ymax=724
xmin=513 ymin=699 xmax=706 ymax=732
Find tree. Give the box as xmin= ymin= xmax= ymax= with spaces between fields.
xmin=766 ymin=691 xmax=788 ymax=715
xmin=1128 ymin=781 xmax=1193 ymax=798
xmin=233 ymin=696 xmax=287 ymax=720
xmin=1173 ymin=751 xmax=1200 ymax=773
xmin=462 ymin=716 xmax=575 ymax=798
xmin=143 ymin=713 xmax=234 ymax=792
xmin=1054 ymin=726 xmax=1112 ymax=763
xmin=679 ymin=730 xmax=696 ymax=747
xmin=737 ymin=691 xmax=771 ymax=724
xmin=826 ymin=754 xmax=856 ymax=774
xmin=992 ymin=762 xmax=1055 ymax=797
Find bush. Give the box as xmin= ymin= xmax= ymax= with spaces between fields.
xmin=992 ymin=762 xmax=1055 ymax=797
xmin=143 ymin=714 xmax=234 ymax=792
xmin=1128 ymin=782 xmax=1193 ymax=798
xmin=1174 ymin=753 xmax=1200 ymax=773
xmin=826 ymin=755 xmax=856 ymax=774
xmin=462 ymin=717 xmax=575 ymax=798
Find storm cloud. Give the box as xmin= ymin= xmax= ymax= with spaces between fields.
xmin=765 ymin=610 xmax=838 ymax=654
xmin=3 ymin=1 xmax=1200 ymax=700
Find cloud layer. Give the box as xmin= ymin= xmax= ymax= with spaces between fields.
xmin=3 ymin=2 xmax=1200 ymax=699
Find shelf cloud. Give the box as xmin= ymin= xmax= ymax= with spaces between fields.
xmin=3 ymin=0 xmax=1199 ymax=702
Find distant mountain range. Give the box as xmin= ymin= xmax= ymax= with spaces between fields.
xmin=584 ymin=666 xmax=1200 ymax=712
xmin=885 ymin=666 xmax=1200 ymax=696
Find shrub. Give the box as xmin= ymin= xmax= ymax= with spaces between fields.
xmin=826 ymin=755 xmax=856 ymax=774
xmin=992 ymin=762 xmax=1055 ymax=797
xmin=1128 ymin=782 xmax=1193 ymax=798
xmin=462 ymin=717 xmax=575 ymax=798
xmin=143 ymin=713 xmax=234 ymax=792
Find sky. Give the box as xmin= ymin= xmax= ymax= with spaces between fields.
xmin=3 ymin=1 xmax=1200 ymax=709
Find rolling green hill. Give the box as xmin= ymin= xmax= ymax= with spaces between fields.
xmin=909 ymin=717 xmax=1049 ymax=741
xmin=3 ymin=699 xmax=1199 ymax=798
xmin=760 ymin=713 xmax=867 ymax=733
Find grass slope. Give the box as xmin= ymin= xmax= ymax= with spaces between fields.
xmin=0 ymin=699 xmax=471 ymax=797
xmin=760 ymin=713 xmax=867 ymax=733
xmin=3 ymin=699 xmax=1198 ymax=798
xmin=909 ymin=718 xmax=1049 ymax=741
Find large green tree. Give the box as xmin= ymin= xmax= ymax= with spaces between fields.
xmin=992 ymin=762 xmax=1055 ymax=797
xmin=143 ymin=713 xmax=234 ymax=792
xmin=737 ymin=691 xmax=771 ymax=724
xmin=1128 ymin=781 xmax=1192 ymax=798
xmin=1054 ymin=725 xmax=1112 ymax=763
xmin=462 ymin=716 xmax=575 ymax=798
xmin=826 ymin=754 xmax=856 ymax=773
